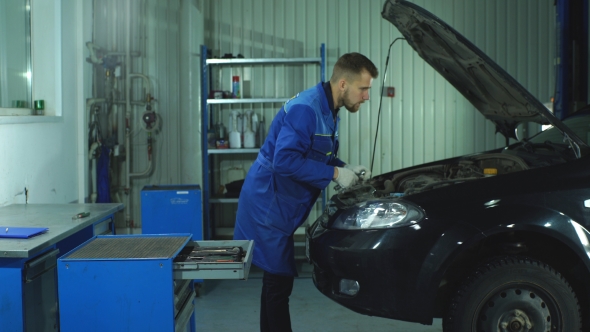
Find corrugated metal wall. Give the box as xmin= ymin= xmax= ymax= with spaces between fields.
xmin=89 ymin=0 xmax=555 ymax=232
xmin=204 ymin=0 xmax=556 ymax=228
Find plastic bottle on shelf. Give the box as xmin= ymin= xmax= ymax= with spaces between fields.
xmin=244 ymin=110 xmax=255 ymax=148
xmin=229 ymin=110 xmax=242 ymax=149
xmin=237 ymin=112 xmax=244 ymax=147
xmin=214 ymin=111 xmax=226 ymax=140
xmin=251 ymin=112 xmax=259 ymax=134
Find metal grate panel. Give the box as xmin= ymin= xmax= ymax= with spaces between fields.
xmin=64 ymin=236 xmax=189 ymax=260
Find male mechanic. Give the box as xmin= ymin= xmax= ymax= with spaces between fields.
xmin=234 ymin=52 xmax=378 ymax=332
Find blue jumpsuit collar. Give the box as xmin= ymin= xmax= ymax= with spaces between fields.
xmin=322 ymin=81 xmax=340 ymax=119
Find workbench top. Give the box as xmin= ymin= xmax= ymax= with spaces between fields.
xmin=0 ymin=203 xmax=124 ymax=258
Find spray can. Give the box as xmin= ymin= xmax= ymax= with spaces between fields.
xmin=232 ymin=76 xmax=240 ymax=98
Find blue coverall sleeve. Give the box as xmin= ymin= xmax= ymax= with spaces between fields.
xmin=273 ymin=105 xmax=334 ymax=189
xmin=331 ymin=158 xmax=346 ymax=167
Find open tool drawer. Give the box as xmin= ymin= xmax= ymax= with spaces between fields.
xmin=173 ymin=239 xmax=254 ymax=280
xmin=57 ymin=234 xmax=254 ymax=332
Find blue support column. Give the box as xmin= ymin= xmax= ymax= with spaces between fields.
xmin=555 ymin=0 xmax=571 ymax=120
xmin=320 ymin=43 xmax=327 ymax=211
xmin=201 ymin=45 xmax=211 ymax=240
xmin=555 ymin=0 xmax=588 ymax=120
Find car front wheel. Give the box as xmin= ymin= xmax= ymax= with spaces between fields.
xmin=443 ymin=256 xmax=581 ymax=332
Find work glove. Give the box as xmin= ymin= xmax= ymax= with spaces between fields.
xmin=334 ymin=167 xmax=359 ymax=189
xmin=344 ymin=164 xmax=371 ymax=180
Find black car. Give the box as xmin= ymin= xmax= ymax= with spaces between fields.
xmin=307 ymin=1 xmax=590 ymax=331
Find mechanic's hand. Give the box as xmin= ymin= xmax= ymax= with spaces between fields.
xmin=345 ymin=164 xmax=371 ymax=180
xmin=334 ymin=167 xmax=359 ymax=189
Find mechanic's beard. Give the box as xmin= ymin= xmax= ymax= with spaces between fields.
xmin=341 ymin=89 xmax=361 ymax=113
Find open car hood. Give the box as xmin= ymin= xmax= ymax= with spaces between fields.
xmin=381 ymin=0 xmax=586 ymax=145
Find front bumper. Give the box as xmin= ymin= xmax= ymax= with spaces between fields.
xmin=306 ymin=217 xmax=440 ymax=324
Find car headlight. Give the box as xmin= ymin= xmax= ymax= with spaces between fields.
xmin=331 ymin=200 xmax=424 ymax=230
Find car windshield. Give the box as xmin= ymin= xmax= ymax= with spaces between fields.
xmin=528 ymin=114 xmax=590 ymax=146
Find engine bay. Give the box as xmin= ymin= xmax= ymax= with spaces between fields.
xmin=333 ymin=153 xmax=532 ymax=207
xmin=377 ymin=153 xmax=529 ymax=195
xmin=330 ymin=132 xmax=582 ymax=209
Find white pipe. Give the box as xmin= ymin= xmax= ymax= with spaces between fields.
xmin=86 ymin=98 xmax=105 ymax=204
xmin=90 ymin=160 xmax=97 ymax=203
xmin=125 ymin=0 xmax=132 ymax=230
xmin=124 ymin=135 xmax=130 ymax=189
xmin=130 ymin=159 xmax=152 ymax=178
xmin=122 ymin=1 xmax=153 ymax=230
xmin=88 ymin=138 xmax=100 ymax=157
xmin=111 ymin=100 xmax=148 ymax=106
xmin=106 ymin=51 xmax=140 ymax=57
xmin=86 ymin=98 xmax=105 ymax=118
xmin=85 ymin=42 xmax=102 ymax=65
xmin=88 ymin=142 xmax=100 ymax=203
xmin=128 ymin=73 xmax=152 ymax=101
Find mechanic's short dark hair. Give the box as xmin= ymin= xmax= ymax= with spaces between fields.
xmin=330 ymin=53 xmax=379 ymax=83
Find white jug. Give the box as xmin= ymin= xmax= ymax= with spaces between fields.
xmin=244 ymin=110 xmax=255 ymax=148
xmin=229 ymin=110 xmax=242 ymax=149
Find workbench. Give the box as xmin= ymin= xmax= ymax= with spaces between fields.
xmin=0 ymin=203 xmax=124 ymax=332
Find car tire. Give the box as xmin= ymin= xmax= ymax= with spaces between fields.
xmin=443 ymin=256 xmax=581 ymax=332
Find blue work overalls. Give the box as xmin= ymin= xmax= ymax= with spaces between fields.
xmin=234 ymin=82 xmax=345 ymax=276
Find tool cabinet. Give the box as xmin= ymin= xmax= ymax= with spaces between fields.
xmin=57 ymin=234 xmax=253 ymax=332
xmin=141 ymin=184 xmax=203 ymax=241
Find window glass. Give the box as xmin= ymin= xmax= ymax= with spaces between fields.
xmin=0 ymin=0 xmax=32 ymax=109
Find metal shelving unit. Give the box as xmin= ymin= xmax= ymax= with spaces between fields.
xmin=200 ymin=44 xmax=326 ymax=240
xmin=208 ymin=148 xmax=259 ymax=155
xmin=207 ymin=98 xmax=289 ymax=104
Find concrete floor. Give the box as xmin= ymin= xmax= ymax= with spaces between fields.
xmin=194 ymin=263 xmax=443 ymax=332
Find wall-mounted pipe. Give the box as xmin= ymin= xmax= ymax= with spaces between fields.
xmin=86 ymin=98 xmax=106 ymax=122
xmin=111 ymin=100 xmax=149 ymax=106
xmin=126 ymin=73 xmax=154 ymax=180
xmin=86 ymin=98 xmax=105 ymax=204
xmin=88 ymin=142 xmax=100 ymax=203
xmin=125 ymin=0 xmax=132 ymax=230
xmin=86 ymin=42 xmax=103 ymax=65
xmin=128 ymin=73 xmax=152 ymax=102
xmin=129 ymin=159 xmax=152 ymax=178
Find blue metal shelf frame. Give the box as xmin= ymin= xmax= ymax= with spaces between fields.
xmin=320 ymin=43 xmax=326 ymax=211
xmin=201 ymin=44 xmax=327 ymax=239
xmin=555 ymin=0 xmax=588 ymax=120
xmin=200 ymin=45 xmax=211 ymax=240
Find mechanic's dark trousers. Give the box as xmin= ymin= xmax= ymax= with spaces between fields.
xmin=261 ymin=270 xmax=295 ymax=332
